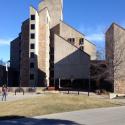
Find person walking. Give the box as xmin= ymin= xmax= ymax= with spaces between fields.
xmin=1 ymin=84 xmax=8 ymax=101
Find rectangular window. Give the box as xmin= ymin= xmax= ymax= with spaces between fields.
xmin=30 ymin=74 xmax=34 ymax=80
xmin=30 ymin=44 xmax=35 ymax=49
xmin=31 ymin=24 xmax=35 ymax=30
xmin=31 ymin=15 xmax=35 ymax=20
xmin=30 ymin=52 xmax=35 ymax=58
xmin=79 ymin=38 xmax=84 ymax=45
xmin=31 ymin=33 xmax=35 ymax=39
xmin=68 ymin=38 xmax=75 ymax=45
xmin=30 ymin=62 xmax=34 ymax=68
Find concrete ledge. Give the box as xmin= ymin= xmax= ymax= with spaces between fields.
xmin=109 ymin=93 xmax=125 ymax=99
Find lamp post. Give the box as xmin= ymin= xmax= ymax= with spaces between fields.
xmin=6 ymin=60 xmax=10 ymax=87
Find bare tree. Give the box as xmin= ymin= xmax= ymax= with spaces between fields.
xmin=96 ymin=47 xmax=105 ymax=60
xmin=91 ymin=60 xmax=108 ymax=93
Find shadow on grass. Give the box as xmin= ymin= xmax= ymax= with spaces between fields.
xmin=0 ymin=115 xmax=84 ymax=125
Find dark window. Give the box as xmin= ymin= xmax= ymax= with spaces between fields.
xmin=30 ymin=44 xmax=35 ymax=49
xmin=79 ymin=38 xmax=84 ymax=45
xmin=30 ymin=63 xmax=34 ymax=68
xmin=31 ymin=33 xmax=35 ymax=39
xmin=68 ymin=38 xmax=75 ymax=44
xmin=30 ymin=74 xmax=34 ymax=80
xmin=31 ymin=15 xmax=35 ymax=20
xmin=80 ymin=46 xmax=84 ymax=51
xmin=30 ymin=52 xmax=35 ymax=58
xmin=31 ymin=24 xmax=35 ymax=30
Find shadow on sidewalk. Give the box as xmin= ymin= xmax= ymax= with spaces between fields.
xmin=0 ymin=115 xmax=84 ymax=125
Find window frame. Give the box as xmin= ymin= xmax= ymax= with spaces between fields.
xmin=31 ymin=15 xmax=35 ymax=20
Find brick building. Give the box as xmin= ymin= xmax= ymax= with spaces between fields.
xmin=10 ymin=0 xmax=96 ymax=87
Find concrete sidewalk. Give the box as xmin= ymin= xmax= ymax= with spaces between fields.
xmin=0 ymin=93 xmax=43 ymax=102
xmin=1 ymin=106 xmax=125 ymax=125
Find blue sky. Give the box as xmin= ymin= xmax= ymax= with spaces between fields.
xmin=0 ymin=0 xmax=125 ymax=61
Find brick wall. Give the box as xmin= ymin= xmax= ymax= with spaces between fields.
xmin=20 ymin=19 xmax=30 ymax=87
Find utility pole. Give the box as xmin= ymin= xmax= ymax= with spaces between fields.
xmin=6 ymin=60 xmax=10 ymax=87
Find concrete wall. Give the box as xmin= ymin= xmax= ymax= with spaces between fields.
xmin=38 ymin=8 xmax=50 ymax=86
xmin=59 ymin=21 xmax=85 ymax=39
xmin=38 ymin=0 xmax=63 ymax=28
xmin=84 ymin=39 xmax=96 ymax=60
xmin=54 ymin=34 xmax=90 ymax=79
xmin=57 ymin=21 xmax=96 ymax=60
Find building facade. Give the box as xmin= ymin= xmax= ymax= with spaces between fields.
xmin=106 ymin=23 xmax=125 ymax=94
xmin=10 ymin=0 xmax=96 ymax=87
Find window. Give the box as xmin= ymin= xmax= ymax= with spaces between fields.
xmin=31 ymin=24 xmax=35 ymax=30
xmin=30 ymin=74 xmax=34 ymax=80
xmin=31 ymin=33 xmax=35 ymax=39
xmin=30 ymin=44 xmax=35 ymax=49
xmin=31 ymin=15 xmax=35 ymax=20
xmin=79 ymin=38 xmax=84 ymax=45
xmin=30 ymin=52 xmax=35 ymax=58
xmin=80 ymin=46 xmax=84 ymax=51
xmin=30 ymin=63 xmax=34 ymax=68
xmin=68 ymin=38 xmax=75 ymax=44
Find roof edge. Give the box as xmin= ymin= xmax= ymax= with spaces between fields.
xmin=54 ymin=33 xmax=90 ymax=58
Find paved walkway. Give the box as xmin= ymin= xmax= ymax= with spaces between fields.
xmin=0 ymin=91 xmax=108 ymax=102
xmin=1 ymin=106 xmax=125 ymax=125
xmin=0 ymin=93 xmax=43 ymax=102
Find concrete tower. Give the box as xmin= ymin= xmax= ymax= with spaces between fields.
xmin=39 ymin=0 xmax=63 ymax=28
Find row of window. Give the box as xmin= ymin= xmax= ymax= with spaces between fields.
xmin=30 ymin=52 xmax=35 ymax=58
xmin=30 ymin=62 xmax=34 ymax=68
xmin=30 ymin=43 xmax=35 ymax=49
xmin=30 ymin=74 xmax=34 ymax=80
xmin=68 ymin=38 xmax=84 ymax=45
xmin=31 ymin=33 xmax=35 ymax=39
xmin=30 ymin=15 xmax=35 ymax=80
xmin=31 ymin=24 xmax=35 ymax=30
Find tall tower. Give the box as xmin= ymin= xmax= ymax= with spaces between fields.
xmin=39 ymin=0 xmax=63 ymax=28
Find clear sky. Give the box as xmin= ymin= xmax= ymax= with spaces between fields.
xmin=0 ymin=0 xmax=125 ymax=61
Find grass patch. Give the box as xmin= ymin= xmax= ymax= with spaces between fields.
xmin=0 ymin=94 xmax=123 ymax=117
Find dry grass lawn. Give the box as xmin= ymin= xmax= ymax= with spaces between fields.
xmin=0 ymin=94 xmax=123 ymax=117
